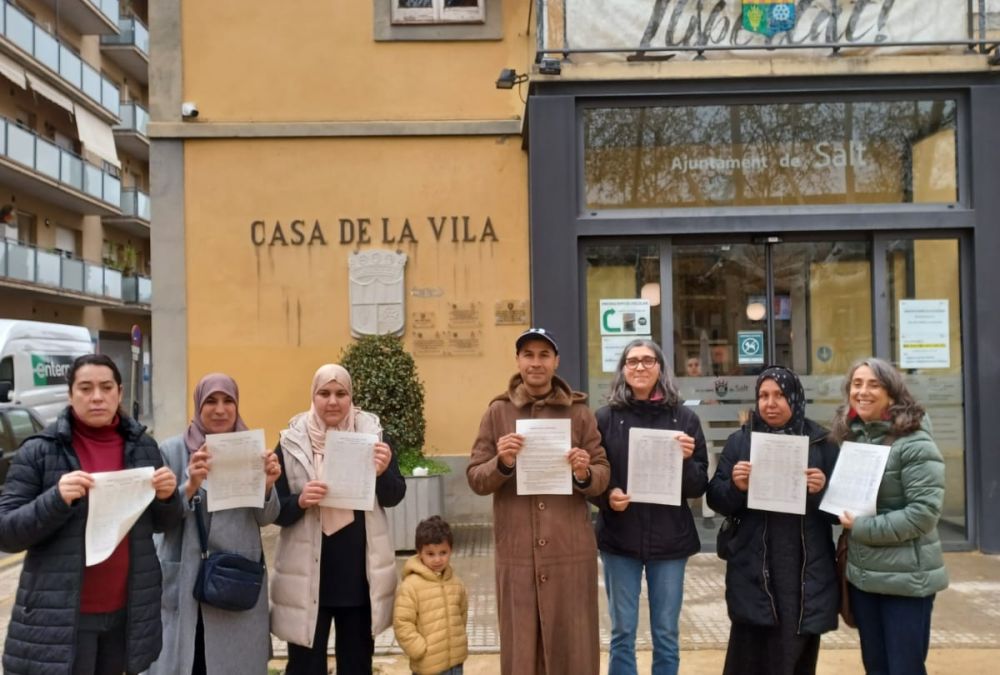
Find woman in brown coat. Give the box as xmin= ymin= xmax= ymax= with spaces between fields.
xmin=468 ymin=328 xmax=610 ymax=675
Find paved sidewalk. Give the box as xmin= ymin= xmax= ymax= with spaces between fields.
xmin=2 ymin=524 xmax=998 ymax=673
xmin=261 ymin=523 xmax=1000 ymax=665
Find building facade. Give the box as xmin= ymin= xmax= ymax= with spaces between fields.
xmin=154 ymin=0 xmax=1000 ymax=552
xmin=0 ymin=0 xmax=152 ymax=412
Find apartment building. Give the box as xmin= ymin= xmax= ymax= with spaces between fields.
xmin=153 ymin=1 xmax=1000 ymax=552
xmin=0 ymin=0 xmax=151 ymax=413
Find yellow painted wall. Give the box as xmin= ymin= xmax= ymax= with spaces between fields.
xmin=183 ymin=135 xmax=529 ymax=454
xmin=181 ymin=0 xmax=531 ymax=123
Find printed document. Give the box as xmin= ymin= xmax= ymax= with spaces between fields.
xmin=515 ymin=418 xmax=572 ymax=495
xmin=627 ymin=428 xmax=683 ymax=506
xmin=204 ymin=429 xmax=267 ymax=512
xmin=85 ymin=467 xmax=155 ymax=566
xmin=748 ymin=432 xmax=808 ymax=515
xmin=320 ymin=431 xmax=378 ymax=511
xmin=820 ymin=441 xmax=892 ymax=517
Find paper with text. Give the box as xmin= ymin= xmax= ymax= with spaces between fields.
xmin=320 ymin=431 xmax=377 ymax=511
xmin=204 ymin=429 xmax=267 ymax=512
xmin=820 ymin=441 xmax=891 ymax=518
xmin=627 ymin=428 xmax=683 ymax=506
xmin=85 ymin=466 xmax=155 ymax=566
xmin=748 ymin=432 xmax=808 ymax=515
xmin=515 ymin=418 xmax=572 ymax=495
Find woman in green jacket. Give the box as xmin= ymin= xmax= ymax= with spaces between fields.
xmin=830 ymin=358 xmax=948 ymax=675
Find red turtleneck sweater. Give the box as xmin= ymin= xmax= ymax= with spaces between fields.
xmin=72 ymin=413 xmax=129 ymax=614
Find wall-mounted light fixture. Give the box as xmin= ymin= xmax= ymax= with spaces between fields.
xmin=495 ymin=68 xmax=528 ymax=90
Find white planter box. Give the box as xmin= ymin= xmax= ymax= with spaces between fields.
xmin=387 ymin=474 xmax=445 ymax=551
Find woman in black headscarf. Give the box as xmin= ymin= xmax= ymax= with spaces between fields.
xmin=706 ymin=366 xmax=840 ymax=675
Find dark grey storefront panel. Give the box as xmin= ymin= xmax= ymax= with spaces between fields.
xmin=528 ymin=95 xmax=582 ymax=380
xmin=969 ymin=85 xmax=1000 ymax=554
xmin=527 ymin=74 xmax=1000 ymax=552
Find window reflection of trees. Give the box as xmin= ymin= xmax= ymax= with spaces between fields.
xmin=583 ymin=100 xmax=957 ymax=209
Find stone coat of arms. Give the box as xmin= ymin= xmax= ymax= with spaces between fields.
xmin=348 ymin=250 xmax=408 ymax=337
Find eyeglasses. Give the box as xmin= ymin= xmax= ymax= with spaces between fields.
xmin=624 ymin=357 xmax=658 ymax=370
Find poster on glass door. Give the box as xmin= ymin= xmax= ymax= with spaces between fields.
xmin=899 ymin=299 xmax=950 ymax=369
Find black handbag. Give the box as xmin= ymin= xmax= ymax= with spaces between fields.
xmin=716 ymin=515 xmax=741 ymax=561
xmin=191 ymin=496 xmax=265 ymax=612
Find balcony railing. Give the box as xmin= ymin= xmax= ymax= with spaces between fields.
xmin=0 ymin=238 xmax=150 ymax=305
xmin=535 ymin=0 xmax=997 ymax=62
xmin=100 ymin=16 xmax=149 ymax=57
xmin=120 ymin=188 xmax=150 ymax=221
xmin=1 ymin=1 xmax=120 ymax=116
xmin=122 ymin=273 xmax=151 ymax=304
xmin=95 ymin=0 xmax=120 ymax=26
xmin=0 ymin=116 xmax=121 ymax=208
xmin=115 ymin=102 xmax=149 ymax=137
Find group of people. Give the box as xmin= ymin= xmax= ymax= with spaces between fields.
xmin=0 ymin=355 xmax=417 ymax=675
xmin=471 ymin=328 xmax=947 ymax=675
xmin=0 ymin=325 xmax=947 ymax=675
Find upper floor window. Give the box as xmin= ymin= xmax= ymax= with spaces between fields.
xmin=391 ymin=0 xmax=485 ymax=25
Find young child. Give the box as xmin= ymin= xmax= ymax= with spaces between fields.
xmin=393 ymin=516 xmax=468 ymax=675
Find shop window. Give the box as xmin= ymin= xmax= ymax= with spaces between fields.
xmin=391 ymin=0 xmax=484 ymax=24
xmin=374 ymin=0 xmax=501 ymax=41
xmin=583 ymin=99 xmax=958 ymax=209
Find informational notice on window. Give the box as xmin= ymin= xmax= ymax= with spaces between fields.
xmin=601 ymin=335 xmax=646 ymax=372
xmin=599 ymin=299 xmax=651 ymax=336
xmin=899 ymin=299 xmax=949 ymax=369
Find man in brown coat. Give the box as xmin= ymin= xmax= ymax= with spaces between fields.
xmin=468 ymin=328 xmax=610 ymax=675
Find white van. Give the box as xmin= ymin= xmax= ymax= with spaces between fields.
xmin=0 ymin=320 xmax=94 ymax=425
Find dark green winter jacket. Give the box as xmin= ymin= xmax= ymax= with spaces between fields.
xmin=844 ymin=417 xmax=948 ymax=598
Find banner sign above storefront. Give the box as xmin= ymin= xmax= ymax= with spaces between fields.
xmin=561 ymin=0 xmax=966 ymax=59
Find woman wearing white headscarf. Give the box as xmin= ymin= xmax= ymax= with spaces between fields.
xmin=270 ymin=364 xmax=406 ymax=675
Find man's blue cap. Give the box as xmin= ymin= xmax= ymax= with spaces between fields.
xmin=516 ymin=327 xmax=558 ymax=354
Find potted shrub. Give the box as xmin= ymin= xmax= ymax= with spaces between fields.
xmin=340 ymin=334 xmax=449 ymax=551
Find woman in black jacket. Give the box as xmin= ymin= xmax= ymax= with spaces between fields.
xmin=0 ymin=354 xmax=182 ymax=675
xmin=706 ymin=366 xmax=839 ymax=675
xmin=594 ymin=338 xmax=709 ymax=675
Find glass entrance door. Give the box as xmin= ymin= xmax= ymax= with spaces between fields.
xmin=581 ymin=234 xmax=967 ymax=546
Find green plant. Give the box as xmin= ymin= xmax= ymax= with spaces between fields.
xmin=396 ymin=446 xmax=451 ymax=477
xmin=340 ymin=335 xmax=448 ymax=476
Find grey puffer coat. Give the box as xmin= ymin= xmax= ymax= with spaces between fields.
xmin=0 ymin=407 xmax=183 ymax=675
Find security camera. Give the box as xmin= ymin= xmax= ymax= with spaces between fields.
xmin=181 ymin=102 xmax=199 ymax=119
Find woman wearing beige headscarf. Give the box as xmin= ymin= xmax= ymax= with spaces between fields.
xmin=270 ymin=364 xmax=406 ymax=675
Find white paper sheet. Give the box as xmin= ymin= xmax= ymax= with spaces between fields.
xmin=85 ymin=466 xmax=155 ymax=566
xmin=204 ymin=429 xmax=267 ymax=512
xmin=515 ymin=418 xmax=572 ymax=495
xmin=626 ymin=428 xmax=683 ymax=506
xmin=319 ymin=431 xmax=378 ymax=510
xmin=820 ymin=441 xmax=892 ymax=518
xmin=747 ymin=432 xmax=809 ymax=515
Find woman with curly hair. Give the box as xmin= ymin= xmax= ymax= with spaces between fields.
xmin=831 ymin=358 xmax=948 ymax=675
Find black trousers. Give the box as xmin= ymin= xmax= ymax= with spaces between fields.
xmin=73 ymin=610 xmax=129 ymax=675
xmin=285 ymin=604 xmax=374 ymax=675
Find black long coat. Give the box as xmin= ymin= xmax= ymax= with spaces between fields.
xmin=0 ymin=408 xmax=183 ymax=674
xmin=706 ymin=416 xmax=840 ymax=635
